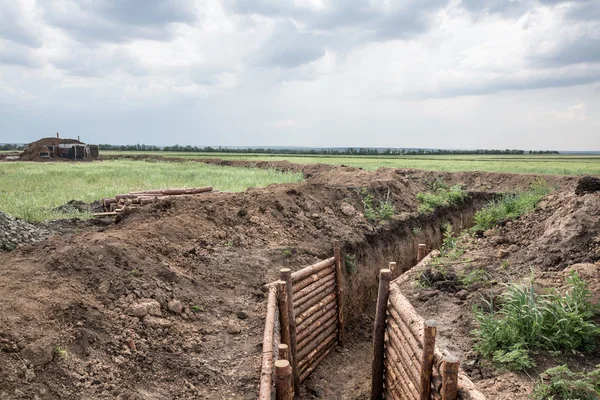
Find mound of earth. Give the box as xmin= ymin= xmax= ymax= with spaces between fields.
xmin=393 ymin=178 xmax=600 ymax=400
xmin=0 ymin=166 xmax=583 ymax=399
xmin=0 ymin=211 xmax=53 ymax=251
xmin=19 ymin=138 xmax=84 ymax=162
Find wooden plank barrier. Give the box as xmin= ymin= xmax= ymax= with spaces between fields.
xmin=259 ymin=241 xmax=346 ymax=399
xmin=370 ymin=245 xmax=486 ymax=400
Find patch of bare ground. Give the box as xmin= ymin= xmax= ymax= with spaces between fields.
xmin=0 ymin=162 xmax=589 ymax=399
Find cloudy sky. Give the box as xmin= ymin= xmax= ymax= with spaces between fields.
xmin=0 ymin=0 xmax=599 ymax=150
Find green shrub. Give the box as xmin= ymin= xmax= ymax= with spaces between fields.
xmin=472 ymin=179 xmax=552 ymax=231
xmin=533 ymin=365 xmax=600 ymax=400
xmin=345 ymin=254 xmax=357 ymax=274
xmin=359 ymin=188 xmax=396 ymax=221
xmin=473 ymin=272 xmax=600 ymax=371
xmin=417 ymin=184 xmax=467 ymax=214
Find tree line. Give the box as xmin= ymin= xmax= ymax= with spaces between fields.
xmin=97 ymin=144 xmax=559 ymax=155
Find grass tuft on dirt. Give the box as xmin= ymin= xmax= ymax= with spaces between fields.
xmin=472 ymin=179 xmax=552 ymax=231
xmin=417 ymin=184 xmax=467 ymax=214
xmin=533 ymin=364 xmax=600 ymax=400
xmin=472 ymin=271 xmax=600 ymax=371
xmin=0 ymin=160 xmax=304 ymax=221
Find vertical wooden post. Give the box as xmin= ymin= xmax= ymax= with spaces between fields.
xmin=333 ymin=240 xmax=345 ymax=348
xmin=389 ymin=262 xmax=397 ymax=279
xmin=419 ymin=319 xmax=437 ymax=400
xmin=259 ymin=285 xmax=278 ymax=400
xmin=441 ymin=355 xmax=459 ymax=400
xmin=277 ymin=281 xmax=292 ymax=351
xmin=417 ymin=243 xmax=427 ymax=262
xmin=280 ymin=268 xmax=299 ymax=393
xmin=278 ymin=344 xmax=289 ymax=361
xmin=55 ymin=132 xmax=60 ymax=158
xmin=371 ymin=269 xmax=392 ymax=400
xmin=275 ymin=359 xmax=293 ymax=400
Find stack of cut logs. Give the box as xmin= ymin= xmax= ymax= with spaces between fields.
xmin=95 ymin=186 xmax=213 ymax=217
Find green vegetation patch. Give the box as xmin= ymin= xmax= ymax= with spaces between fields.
xmin=417 ymin=183 xmax=467 ymax=215
xmin=0 ymin=160 xmax=304 ymax=222
xmin=533 ymin=365 xmax=600 ymax=400
xmin=473 ymin=272 xmax=600 ymax=371
xmin=472 ymin=179 xmax=552 ymax=231
xmin=359 ymin=188 xmax=396 ymax=221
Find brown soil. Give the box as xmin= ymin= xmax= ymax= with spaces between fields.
xmin=19 ymin=138 xmax=84 ymax=161
xmin=0 ymin=161 xmax=595 ymax=400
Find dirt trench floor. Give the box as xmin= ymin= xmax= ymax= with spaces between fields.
xmin=0 ymin=162 xmax=597 ymax=400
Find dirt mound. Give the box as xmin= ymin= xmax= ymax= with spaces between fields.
xmin=19 ymin=137 xmax=84 ymax=161
xmin=0 ymin=166 xmax=588 ymax=399
xmin=0 ymin=211 xmax=53 ymax=251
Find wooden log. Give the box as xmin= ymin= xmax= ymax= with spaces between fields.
xmin=386 ymin=351 xmax=419 ymax=400
xmin=389 ymin=262 xmax=397 ymax=278
xmin=93 ymin=212 xmax=118 ymax=217
xmin=385 ymin=364 xmax=407 ymax=399
xmin=388 ymin=288 xmax=425 ymax=340
xmin=299 ymin=339 xmax=335 ymax=382
xmin=280 ymin=269 xmax=299 ymax=394
xmin=387 ymin=352 xmax=419 ymax=399
xmin=419 ymin=320 xmax=437 ymax=400
xmin=292 ymin=266 xmax=335 ymax=294
xmin=109 ymin=203 xmax=117 ymax=212
xmin=418 ymin=243 xmax=427 ymax=262
xmin=371 ymin=269 xmax=392 ymax=400
xmin=275 ymin=359 xmax=293 ymax=400
xmin=297 ymin=323 xmax=337 ymax=362
xmin=295 ymin=293 xmax=336 ymax=325
xmin=386 ymin=320 xmax=421 ymax=387
xmin=387 ymin=307 xmax=423 ymax=360
xmin=296 ymin=300 xmax=337 ymax=333
xmin=277 ymin=281 xmax=292 ymax=361
xmin=278 ymin=344 xmax=289 ymax=361
xmin=129 ymin=186 xmax=213 ymax=195
xmin=295 ymin=284 xmax=335 ymax=316
xmin=385 ymin=373 xmax=404 ymax=400
xmin=441 ymin=356 xmax=459 ymax=400
xmin=293 ymin=274 xmax=335 ymax=306
xmin=296 ymin=308 xmax=337 ymax=344
xmin=291 ymin=257 xmax=335 ymax=282
xmin=258 ymin=285 xmax=278 ymax=400
xmin=333 ymin=240 xmax=345 ymax=348
xmin=297 ymin=313 xmax=337 ymax=350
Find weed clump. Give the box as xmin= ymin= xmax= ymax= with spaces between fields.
xmin=417 ymin=182 xmax=467 ymax=215
xmin=472 ymin=179 xmax=552 ymax=231
xmin=473 ymin=272 xmax=600 ymax=371
xmin=533 ymin=365 xmax=600 ymax=400
xmin=359 ymin=188 xmax=396 ymax=221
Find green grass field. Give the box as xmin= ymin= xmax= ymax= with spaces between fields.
xmin=0 ymin=160 xmax=303 ymax=221
xmin=103 ymin=151 xmax=600 ymax=175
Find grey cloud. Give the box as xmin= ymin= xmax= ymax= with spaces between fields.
xmin=531 ymin=35 xmax=600 ymax=67
xmin=229 ymin=0 xmax=449 ymax=40
xmin=256 ymin=22 xmax=325 ymax=68
xmin=0 ymin=43 xmax=40 ymax=68
xmin=42 ymin=0 xmax=196 ymax=44
xmin=0 ymin=2 xmax=42 ymax=47
xmin=422 ymin=73 xmax=600 ymax=99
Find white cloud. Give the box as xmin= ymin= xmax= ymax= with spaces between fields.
xmin=267 ymin=119 xmax=297 ymax=128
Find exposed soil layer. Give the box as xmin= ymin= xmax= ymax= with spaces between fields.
xmin=0 ymin=164 xmax=590 ymax=400
xmin=18 ymin=138 xmax=84 ymax=162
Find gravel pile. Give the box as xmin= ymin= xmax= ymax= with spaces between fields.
xmin=0 ymin=212 xmax=52 ymax=251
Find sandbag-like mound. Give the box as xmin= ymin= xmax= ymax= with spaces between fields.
xmin=19 ymin=138 xmax=84 ymax=161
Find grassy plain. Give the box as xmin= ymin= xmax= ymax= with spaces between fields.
xmin=0 ymin=160 xmax=303 ymax=221
xmin=103 ymin=151 xmax=600 ymax=175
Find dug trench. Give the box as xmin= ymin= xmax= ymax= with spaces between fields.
xmin=0 ymin=165 xmax=590 ymax=399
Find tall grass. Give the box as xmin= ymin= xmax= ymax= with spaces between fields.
xmin=472 ymin=179 xmax=552 ymax=231
xmin=473 ymin=272 xmax=600 ymax=371
xmin=0 ymin=160 xmax=304 ymax=221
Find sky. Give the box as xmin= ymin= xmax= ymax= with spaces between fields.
xmin=0 ymin=0 xmax=599 ymax=150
